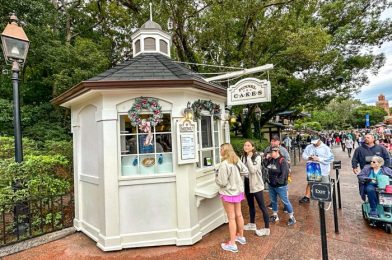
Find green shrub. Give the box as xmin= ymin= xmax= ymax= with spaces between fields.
xmin=23 ymin=122 xmax=71 ymax=142
xmin=0 ymin=136 xmax=42 ymax=160
xmin=0 ymin=137 xmax=72 ymax=162
xmin=0 ymin=154 xmax=72 ymax=206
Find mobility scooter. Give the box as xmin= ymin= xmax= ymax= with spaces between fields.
xmin=360 ymin=175 xmax=392 ymax=233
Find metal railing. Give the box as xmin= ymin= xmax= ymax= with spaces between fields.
xmin=0 ymin=193 xmax=74 ymax=247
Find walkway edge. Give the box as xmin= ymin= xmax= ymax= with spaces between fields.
xmin=0 ymin=227 xmax=76 ymax=257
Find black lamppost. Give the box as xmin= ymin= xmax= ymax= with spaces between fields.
xmin=254 ymin=105 xmax=261 ymax=141
xmin=1 ymin=13 xmax=30 ymax=163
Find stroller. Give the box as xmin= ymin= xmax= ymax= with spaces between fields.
xmin=359 ymin=175 xmax=392 ymax=233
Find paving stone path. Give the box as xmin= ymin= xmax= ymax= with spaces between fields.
xmin=4 ymin=146 xmax=392 ymax=259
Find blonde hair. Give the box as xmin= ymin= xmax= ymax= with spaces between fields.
xmin=372 ymin=156 xmax=384 ymax=166
xmin=220 ymin=143 xmax=239 ymax=164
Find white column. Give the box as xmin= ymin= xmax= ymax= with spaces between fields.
xmin=173 ymin=118 xmax=202 ymax=245
xmin=96 ymin=108 xmax=122 ymax=251
xmin=71 ymin=120 xmax=82 ymax=230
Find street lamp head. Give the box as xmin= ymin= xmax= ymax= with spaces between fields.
xmin=1 ymin=13 xmax=29 ymax=65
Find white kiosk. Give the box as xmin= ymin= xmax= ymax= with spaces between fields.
xmin=52 ymin=18 xmax=229 ymax=251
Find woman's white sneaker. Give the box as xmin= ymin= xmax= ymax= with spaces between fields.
xmin=243 ymin=223 xmax=257 ymax=231
xmin=221 ymin=242 xmax=238 ymax=253
xmin=255 ymin=228 xmax=271 ymax=237
xmin=235 ymin=236 xmax=247 ymax=245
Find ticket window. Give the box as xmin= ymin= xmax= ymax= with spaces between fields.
xmin=119 ymin=113 xmax=173 ymax=176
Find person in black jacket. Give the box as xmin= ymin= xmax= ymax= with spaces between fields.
xmin=265 ymin=147 xmax=296 ymax=226
xmin=352 ymin=134 xmax=390 ymax=174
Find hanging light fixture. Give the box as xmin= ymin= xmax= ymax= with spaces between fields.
xmin=230 ymin=112 xmax=237 ymax=123
xmin=184 ymin=101 xmax=194 ymax=120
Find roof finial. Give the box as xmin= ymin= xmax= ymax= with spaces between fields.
xmin=149 ymin=2 xmax=153 ymax=21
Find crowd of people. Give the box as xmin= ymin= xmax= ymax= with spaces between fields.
xmin=215 ymin=128 xmax=392 ymax=253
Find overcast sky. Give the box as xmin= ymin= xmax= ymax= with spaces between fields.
xmin=355 ymin=8 xmax=392 ymax=106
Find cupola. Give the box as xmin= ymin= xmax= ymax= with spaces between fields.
xmin=131 ymin=3 xmax=171 ymax=58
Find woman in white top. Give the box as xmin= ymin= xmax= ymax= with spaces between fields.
xmin=241 ymin=140 xmax=270 ymax=237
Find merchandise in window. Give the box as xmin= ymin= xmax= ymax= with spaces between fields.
xmin=120 ymin=113 xmax=173 ymax=176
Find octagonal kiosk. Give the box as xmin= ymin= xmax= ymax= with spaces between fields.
xmin=52 ymin=18 xmax=229 ymax=251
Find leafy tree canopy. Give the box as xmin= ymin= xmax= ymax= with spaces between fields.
xmin=0 ymin=0 xmax=391 ymax=139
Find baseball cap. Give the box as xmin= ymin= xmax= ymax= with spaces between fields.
xmin=310 ymin=135 xmax=320 ymax=144
xmin=271 ymin=135 xmax=280 ymax=141
xmin=271 ymin=146 xmax=280 ymax=152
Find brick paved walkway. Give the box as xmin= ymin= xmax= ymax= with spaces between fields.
xmin=4 ymin=146 xmax=392 ymax=259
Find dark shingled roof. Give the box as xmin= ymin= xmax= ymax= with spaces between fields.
xmin=51 ymin=53 xmax=227 ymax=106
xmin=87 ymin=53 xmax=213 ymax=83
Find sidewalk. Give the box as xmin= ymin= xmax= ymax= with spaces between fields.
xmin=4 ymin=146 xmax=392 ymax=259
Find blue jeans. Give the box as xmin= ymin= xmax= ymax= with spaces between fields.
xmin=365 ymin=184 xmax=378 ymax=211
xmin=268 ymin=185 xmax=293 ymax=214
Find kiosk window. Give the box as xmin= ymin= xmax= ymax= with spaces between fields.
xmin=197 ymin=115 xmax=220 ymax=168
xmin=119 ymin=113 xmax=173 ymax=176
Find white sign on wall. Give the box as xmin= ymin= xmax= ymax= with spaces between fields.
xmin=227 ymin=77 xmax=271 ymax=105
xmin=176 ymin=120 xmax=198 ymax=164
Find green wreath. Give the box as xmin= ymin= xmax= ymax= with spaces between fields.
xmin=128 ymin=97 xmax=163 ymax=127
xmin=191 ymin=99 xmax=221 ymax=120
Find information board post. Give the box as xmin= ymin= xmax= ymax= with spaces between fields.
xmin=333 ymin=161 xmax=342 ymax=209
xmin=310 ymin=182 xmax=332 ymax=260
xmin=331 ymin=178 xmax=339 ymax=234
xmin=319 ymin=201 xmax=328 ymax=260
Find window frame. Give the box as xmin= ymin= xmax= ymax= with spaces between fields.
xmin=196 ymin=114 xmax=221 ymax=169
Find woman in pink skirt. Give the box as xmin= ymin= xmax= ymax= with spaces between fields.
xmin=215 ymin=143 xmax=249 ymax=253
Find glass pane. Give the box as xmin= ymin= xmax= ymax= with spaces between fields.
xmin=121 ymin=135 xmax=138 ymax=155
xmin=3 ymin=37 xmax=28 ymax=60
xmin=140 ymin=154 xmax=156 ymax=175
xmin=138 ymin=134 xmax=154 ymax=154
xmin=156 ymin=113 xmax=171 ymax=132
xmin=214 ymin=131 xmax=219 ymax=146
xmin=156 ymin=133 xmax=172 ymax=152
xmin=215 ymin=148 xmax=220 ymax=164
xmin=201 ymin=116 xmax=212 ymax=148
xmin=201 ymin=150 xmax=213 ymax=167
xmin=214 ymin=120 xmax=218 ymax=130
xmin=121 ymin=155 xmax=139 ymax=176
xmin=156 ymin=153 xmax=173 ymax=173
xmin=120 ymin=115 xmax=137 ymax=134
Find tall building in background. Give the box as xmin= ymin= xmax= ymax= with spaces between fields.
xmin=376 ymin=94 xmax=390 ymax=115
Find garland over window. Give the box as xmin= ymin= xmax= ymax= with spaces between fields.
xmin=191 ymin=99 xmax=221 ymax=120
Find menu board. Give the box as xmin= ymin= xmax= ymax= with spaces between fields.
xmin=181 ymin=134 xmax=195 ymax=160
xmin=177 ymin=120 xmax=198 ymax=164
